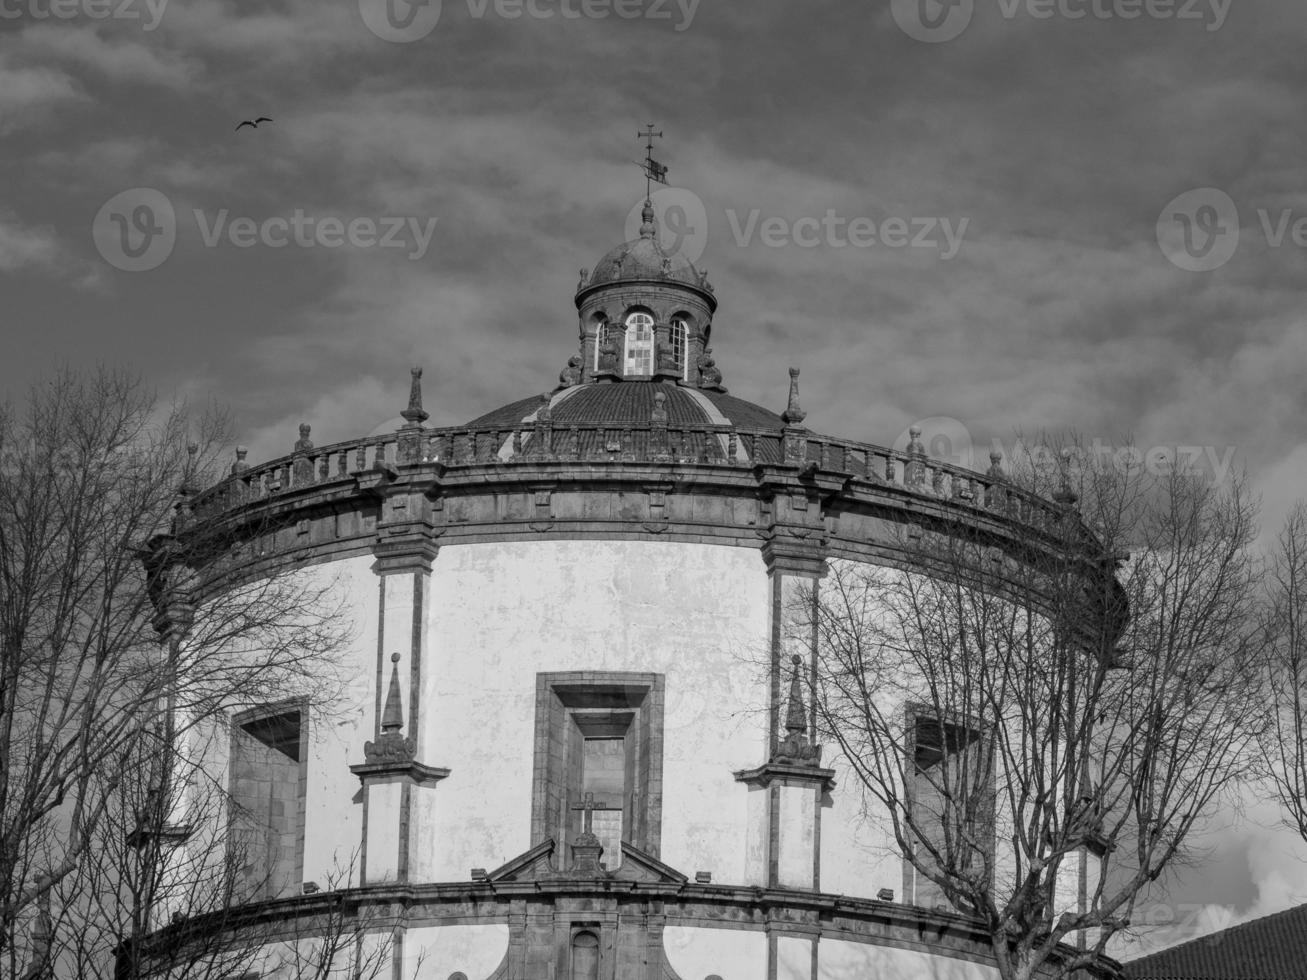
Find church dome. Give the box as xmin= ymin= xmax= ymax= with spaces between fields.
xmin=467 ymin=382 xmax=783 ymax=432
xmin=576 ymin=201 xmax=713 ymax=300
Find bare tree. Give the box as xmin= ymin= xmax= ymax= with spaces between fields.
xmin=1260 ymin=503 xmax=1307 ymax=847
xmin=801 ymin=441 xmax=1265 ymax=980
xmin=0 ymin=368 xmax=350 ymax=977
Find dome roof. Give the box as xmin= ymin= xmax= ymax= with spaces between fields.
xmin=577 ymin=202 xmax=712 ymax=297
xmin=465 ymin=383 xmax=788 ymax=464
xmin=468 ymin=382 xmax=783 ymax=431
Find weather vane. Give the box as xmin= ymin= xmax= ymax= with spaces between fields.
xmin=637 ymin=124 xmax=668 ymax=201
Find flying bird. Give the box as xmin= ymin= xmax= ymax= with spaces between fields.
xmin=235 ymin=117 xmax=273 ymax=132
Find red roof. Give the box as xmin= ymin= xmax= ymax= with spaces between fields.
xmin=1125 ymin=903 xmax=1307 ymax=979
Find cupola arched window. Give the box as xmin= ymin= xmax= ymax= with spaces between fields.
xmin=671 ymin=317 xmax=689 ymax=381
xmin=593 ymin=319 xmax=609 ymax=372
xmin=623 ymin=313 xmax=654 ymax=377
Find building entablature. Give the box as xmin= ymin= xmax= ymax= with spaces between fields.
xmin=170 ymin=420 xmax=1098 ymax=591
xmin=134 ymin=879 xmax=1118 ymax=980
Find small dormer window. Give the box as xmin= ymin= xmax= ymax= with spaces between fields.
xmin=623 ymin=313 xmax=654 ymax=377
xmin=671 ymin=318 xmax=689 ymax=381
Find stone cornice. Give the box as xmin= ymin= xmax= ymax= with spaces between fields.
xmin=734 ymin=761 xmax=837 ymax=793
xmin=348 ymin=759 xmax=451 ymax=786
xmin=134 ymin=880 xmax=1120 ymax=980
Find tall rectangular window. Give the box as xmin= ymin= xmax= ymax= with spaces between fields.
xmin=532 ymin=674 xmax=664 ymax=871
xmin=230 ymin=703 xmax=307 ymax=901
xmin=904 ymin=709 xmax=994 ymax=911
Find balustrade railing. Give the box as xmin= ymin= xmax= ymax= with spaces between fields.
xmin=191 ymin=422 xmax=1069 ymax=532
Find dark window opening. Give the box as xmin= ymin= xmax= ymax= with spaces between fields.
xmin=904 ymin=709 xmax=994 ymax=911
xmin=230 ymin=702 xmax=307 ymax=901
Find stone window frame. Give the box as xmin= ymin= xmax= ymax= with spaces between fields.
xmin=228 ymin=697 xmax=310 ymax=901
xmin=900 ymin=701 xmax=996 ymax=910
xmin=530 ymin=672 xmax=665 ymax=866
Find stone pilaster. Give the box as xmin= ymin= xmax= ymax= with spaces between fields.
xmin=355 ymin=525 xmax=449 ymax=885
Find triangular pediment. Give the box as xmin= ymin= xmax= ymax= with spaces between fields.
xmin=482 ymin=839 xmax=688 ymax=884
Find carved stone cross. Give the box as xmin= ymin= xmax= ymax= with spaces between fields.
xmin=570 ymin=792 xmax=615 ymax=835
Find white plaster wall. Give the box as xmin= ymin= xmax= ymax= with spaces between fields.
xmin=744 ymin=784 xmax=769 ymax=886
xmin=817 ymin=937 xmax=1000 ymax=980
xmin=778 ymin=783 xmax=815 ymax=888
xmin=300 ymin=555 xmax=379 ymax=888
xmin=664 ymin=926 xmax=767 ymax=980
xmin=404 ymin=924 xmax=510 ymax=979
xmin=778 ymin=935 xmax=814 ymax=980
xmin=422 ymin=540 xmax=771 ymax=882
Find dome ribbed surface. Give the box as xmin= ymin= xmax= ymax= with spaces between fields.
xmin=583 ymin=236 xmax=704 ymax=291
xmin=466 ymin=383 xmax=783 ymax=431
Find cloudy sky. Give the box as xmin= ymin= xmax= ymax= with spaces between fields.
xmin=4 ymin=0 xmax=1307 ymax=959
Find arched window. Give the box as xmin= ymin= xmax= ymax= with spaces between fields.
xmin=593 ymin=319 xmax=609 ymax=372
xmin=571 ymin=931 xmax=599 ymax=980
xmin=623 ymin=313 xmax=654 ymax=377
xmin=671 ymin=318 xmax=689 ymax=381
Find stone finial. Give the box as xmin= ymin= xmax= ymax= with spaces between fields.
xmin=363 ymin=653 xmax=416 ymax=766
xmin=651 ymin=389 xmax=668 ymax=424
xmin=784 ymin=655 xmax=807 ymax=735
xmin=230 ymin=445 xmax=249 ymax=476
xmin=907 ymin=426 xmax=925 ymax=457
xmin=1054 ymin=448 xmax=1079 ymax=507
xmin=401 ymin=367 xmax=429 ymax=427
xmin=577 ymin=268 xmax=589 ymax=292
xmin=987 ymin=448 xmax=1006 ymax=481
xmin=775 ymin=655 xmax=821 ymax=766
xmin=639 ymin=200 xmax=657 ymax=239
xmin=781 ymin=367 xmax=806 ymax=426
xmin=294 ymin=423 xmax=313 ymax=453
xmin=537 ymin=392 xmax=552 ymax=423
xmin=380 ymin=652 xmax=404 ymax=734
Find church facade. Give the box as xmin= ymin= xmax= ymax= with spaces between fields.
xmin=133 ymin=199 xmax=1107 ymax=980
